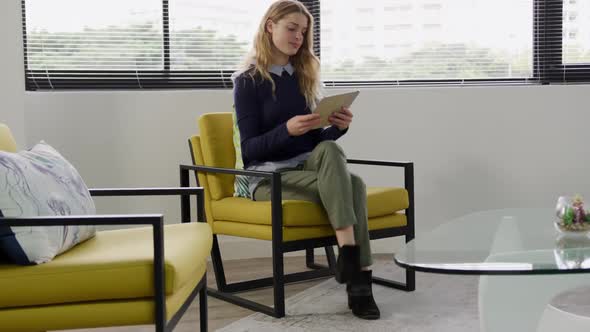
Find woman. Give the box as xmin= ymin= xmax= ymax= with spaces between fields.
xmin=233 ymin=0 xmax=380 ymax=320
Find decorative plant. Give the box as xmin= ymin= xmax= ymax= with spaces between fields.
xmin=555 ymin=195 xmax=590 ymax=232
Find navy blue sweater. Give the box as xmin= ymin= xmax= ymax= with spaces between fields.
xmin=233 ymin=68 xmax=346 ymax=169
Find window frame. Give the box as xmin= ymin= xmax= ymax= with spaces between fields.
xmin=21 ymin=0 xmax=590 ymax=91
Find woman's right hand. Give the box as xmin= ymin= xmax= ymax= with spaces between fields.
xmin=286 ymin=114 xmax=321 ymax=136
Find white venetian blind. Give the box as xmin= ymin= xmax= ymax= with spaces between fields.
xmin=22 ymin=0 xmax=283 ymax=89
xmin=169 ymin=0 xmax=274 ymax=71
xmin=24 ymin=0 xmax=163 ymax=73
xmin=22 ymin=0 xmax=589 ymax=89
xmin=320 ymin=0 xmax=534 ymax=85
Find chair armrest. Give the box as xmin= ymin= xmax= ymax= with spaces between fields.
xmin=179 ymin=164 xmax=277 ymax=179
xmin=346 ymin=159 xmax=414 ymax=192
xmin=346 ymin=158 xmax=413 ymax=194
xmin=0 ymin=213 xmax=168 ymax=323
xmin=0 ymin=214 xmax=163 ymax=227
xmin=347 ymin=158 xmax=415 ymax=238
xmin=89 ymin=187 xmax=202 ymax=197
xmin=179 ymin=164 xmax=281 ymax=223
xmin=178 ymin=164 xmax=284 ymax=239
xmin=347 ymin=158 xmax=412 ymax=168
xmin=89 ymin=187 xmax=204 ymax=224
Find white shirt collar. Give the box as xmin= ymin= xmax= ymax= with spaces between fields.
xmin=269 ymin=63 xmax=294 ymax=76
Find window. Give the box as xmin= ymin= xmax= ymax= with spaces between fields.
xmin=25 ymin=0 xmax=164 ymax=72
xmin=384 ymin=5 xmax=412 ymax=12
xmin=356 ymin=8 xmax=374 ymax=14
xmin=423 ymin=24 xmax=442 ymax=30
xmin=423 ymin=4 xmax=443 ymax=10
xmin=540 ymin=0 xmax=590 ymax=82
xmin=569 ymin=31 xmax=577 ymax=39
xmin=356 ymin=26 xmax=374 ymax=32
xmin=563 ymin=1 xmax=590 ymax=64
xmin=21 ymin=0 xmax=590 ymax=89
xmin=322 ymin=0 xmax=534 ymax=84
xmin=168 ymin=1 xmax=275 ymax=72
xmin=384 ymin=24 xmax=413 ymax=31
xmin=22 ymin=0 xmax=318 ymax=90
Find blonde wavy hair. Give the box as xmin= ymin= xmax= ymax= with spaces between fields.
xmin=242 ymin=0 xmax=321 ymax=108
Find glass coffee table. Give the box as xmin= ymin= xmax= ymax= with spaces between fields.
xmin=394 ymin=208 xmax=590 ymax=332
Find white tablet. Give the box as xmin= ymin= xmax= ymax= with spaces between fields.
xmin=312 ymin=91 xmax=360 ymax=129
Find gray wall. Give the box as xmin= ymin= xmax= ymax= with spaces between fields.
xmin=0 ymin=0 xmax=25 ymax=145
xmin=25 ymin=85 xmax=590 ymax=259
xmin=5 ymin=0 xmax=588 ymax=259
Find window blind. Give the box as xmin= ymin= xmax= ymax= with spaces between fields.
xmin=22 ymin=0 xmax=319 ymax=90
xmin=24 ymin=0 xmax=164 ymax=89
xmin=21 ymin=0 xmax=590 ymax=90
xmin=320 ymin=0 xmax=535 ymax=86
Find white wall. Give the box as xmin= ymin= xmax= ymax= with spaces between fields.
xmin=25 ymin=84 xmax=590 ymax=259
xmin=0 ymin=0 xmax=25 ymax=145
xmin=5 ymin=0 xmax=585 ymax=261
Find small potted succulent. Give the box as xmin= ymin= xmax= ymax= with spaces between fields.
xmin=555 ymin=195 xmax=590 ymax=235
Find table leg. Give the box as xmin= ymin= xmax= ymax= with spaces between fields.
xmin=478 ymin=274 xmax=590 ymax=332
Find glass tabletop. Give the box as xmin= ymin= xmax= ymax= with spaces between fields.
xmin=394 ymin=208 xmax=590 ymax=275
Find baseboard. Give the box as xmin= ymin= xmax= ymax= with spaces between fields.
xmin=211 ymin=235 xmax=405 ymax=261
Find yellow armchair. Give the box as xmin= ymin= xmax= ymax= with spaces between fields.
xmin=0 ymin=124 xmax=212 ymax=332
xmin=182 ymin=112 xmax=415 ymax=318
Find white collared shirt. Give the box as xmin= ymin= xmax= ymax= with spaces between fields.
xmin=268 ymin=62 xmax=295 ymax=76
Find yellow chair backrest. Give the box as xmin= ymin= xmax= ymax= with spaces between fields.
xmin=0 ymin=123 xmax=18 ymax=153
xmin=197 ymin=113 xmax=236 ymax=200
xmin=189 ymin=113 xmax=237 ymax=224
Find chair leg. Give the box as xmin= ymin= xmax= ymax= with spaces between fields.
xmin=199 ymin=275 xmax=208 ymax=332
xmin=155 ymin=316 xmax=165 ymax=332
xmin=306 ymin=246 xmax=337 ymax=272
xmin=305 ymin=248 xmax=315 ymax=268
xmin=210 ymin=235 xmax=228 ymax=291
xmin=272 ymin=241 xmax=286 ymax=318
xmin=370 ymin=268 xmax=416 ymax=291
xmin=404 ymin=232 xmax=415 ymax=291
xmin=371 ymin=232 xmax=416 ymax=292
xmin=325 ymin=246 xmax=336 ymax=272
xmin=206 ymin=240 xmax=331 ymax=318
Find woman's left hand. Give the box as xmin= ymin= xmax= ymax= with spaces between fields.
xmin=328 ymin=106 xmax=353 ymax=130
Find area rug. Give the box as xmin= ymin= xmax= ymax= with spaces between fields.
xmin=217 ymin=261 xmax=480 ymax=332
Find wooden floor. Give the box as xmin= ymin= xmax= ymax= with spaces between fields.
xmin=204 ymin=255 xmax=332 ymax=331
xmin=66 ymin=254 xmax=392 ymax=332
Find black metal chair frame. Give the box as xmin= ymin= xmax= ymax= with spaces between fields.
xmin=0 ymin=187 xmax=208 ymax=332
xmin=180 ymin=155 xmax=415 ymax=319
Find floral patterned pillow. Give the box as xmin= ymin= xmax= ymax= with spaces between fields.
xmin=0 ymin=141 xmax=96 ymax=265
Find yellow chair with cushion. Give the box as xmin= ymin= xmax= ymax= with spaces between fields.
xmin=0 ymin=123 xmax=212 ymax=332
xmin=181 ymin=112 xmax=415 ymax=318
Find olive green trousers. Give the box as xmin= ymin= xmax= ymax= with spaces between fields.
xmin=254 ymin=141 xmax=372 ymax=267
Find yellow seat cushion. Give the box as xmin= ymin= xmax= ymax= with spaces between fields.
xmin=213 ymin=213 xmax=407 ymax=241
xmin=211 ymin=186 xmax=409 ymax=227
xmin=0 ymin=272 xmax=204 ymax=332
xmin=0 ymin=222 xmax=212 ymax=309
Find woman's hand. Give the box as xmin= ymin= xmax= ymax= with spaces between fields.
xmin=329 ymin=106 xmax=353 ymax=130
xmin=286 ymin=114 xmax=321 ymax=136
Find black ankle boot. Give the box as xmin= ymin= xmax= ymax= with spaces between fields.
xmin=347 ymin=270 xmax=381 ymax=320
xmin=335 ymin=245 xmax=361 ymax=284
